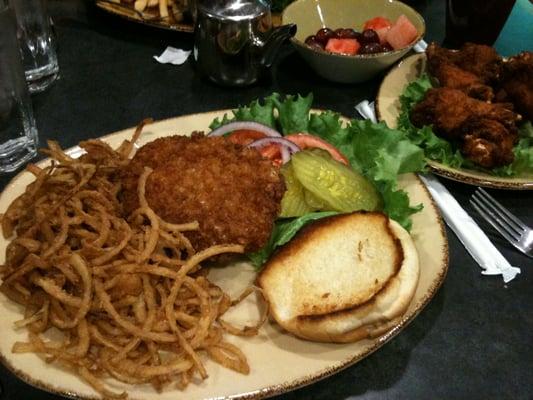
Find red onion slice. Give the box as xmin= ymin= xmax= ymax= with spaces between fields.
xmin=247 ymin=137 xmax=301 ymax=164
xmin=208 ymin=121 xmax=282 ymax=138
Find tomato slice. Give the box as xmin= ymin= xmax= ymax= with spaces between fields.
xmin=259 ymin=144 xmax=283 ymax=166
xmin=227 ymin=130 xmax=268 ymax=146
xmin=227 ymin=130 xmax=349 ymax=167
xmin=285 ymin=133 xmax=350 ymax=165
xmin=227 ymin=130 xmax=283 ymax=165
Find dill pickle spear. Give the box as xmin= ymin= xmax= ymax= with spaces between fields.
xmin=304 ymin=188 xmax=328 ymax=209
xmin=291 ymin=150 xmax=382 ymax=212
xmin=280 ymin=163 xmax=314 ymax=217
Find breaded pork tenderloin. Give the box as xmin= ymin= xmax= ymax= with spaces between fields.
xmin=120 ymin=133 xmax=285 ymax=253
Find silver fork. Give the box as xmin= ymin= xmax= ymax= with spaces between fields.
xmin=470 ymin=188 xmax=533 ymax=258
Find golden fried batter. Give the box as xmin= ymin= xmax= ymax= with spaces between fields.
xmin=496 ymin=51 xmax=533 ymax=121
xmin=120 ymin=133 xmax=285 ymax=253
xmin=426 ymin=42 xmax=498 ymax=100
xmin=427 ymin=42 xmax=502 ymax=83
xmin=411 ymin=88 xmax=519 ymax=168
xmin=461 ymin=118 xmax=516 ymax=168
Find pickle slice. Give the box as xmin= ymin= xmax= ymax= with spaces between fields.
xmin=291 ymin=150 xmax=382 ymax=212
xmin=303 ymin=188 xmax=327 ymax=209
xmin=280 ymin=163 xmax=314 ymax=218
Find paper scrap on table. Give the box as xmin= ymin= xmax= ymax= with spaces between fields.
xmin=354 ymin=100 xmax=377 ymax=123
xmin=413 ymin=39 xmax=428 ymax=53
xmin=153 ymin=47 xmax=191 ymax=65
xmin=419 ymin=174 xmax=521 ymax=283
xmin=354 ymin=99 xmax=521 ymax=283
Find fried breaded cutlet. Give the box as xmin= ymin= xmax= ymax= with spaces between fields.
xmin=120 ymin=133 xmax=285 ymax=254
xmin=411 ymin=88 xmax=520 ymax=168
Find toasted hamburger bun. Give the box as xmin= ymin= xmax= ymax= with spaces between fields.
xmin=257 ymin=212 xmax=420 ymax=343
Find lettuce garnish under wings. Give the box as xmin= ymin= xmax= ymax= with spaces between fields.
xmin=211 ymin=93 xmax=426 ymax=267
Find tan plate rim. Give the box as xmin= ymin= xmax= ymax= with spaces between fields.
xmin=95 ymin=0 xmax=194 ymax=33
xmin=0 ymin=110 xmax=449 ymax=400
xmin=376 ymin=52 xmax=533 ymax=190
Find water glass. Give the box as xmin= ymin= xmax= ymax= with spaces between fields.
xmin=444 ymin=0 xmax=516 ymax=48
xmin=0 ymin=0 xmax=39 ymax=172
xmin=10 ymin=0 xmax=59 ymax=93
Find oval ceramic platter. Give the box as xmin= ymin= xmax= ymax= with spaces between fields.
xmin=95 ymin=0 xmax=194 ymax=33
xmin=0 ymin=111 xmax=449 ymax=400
xmin=94 ymin=2 xmax=283 ymax=34
xmin=376 ymin=53 xmax=533 ymax=190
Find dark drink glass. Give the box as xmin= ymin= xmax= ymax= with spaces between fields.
xmin=444 ymin=0 xmax=516 ymax=48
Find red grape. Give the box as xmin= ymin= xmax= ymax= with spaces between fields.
xmin=381 ymin=42 xmax=394 ymax=52
xmin=335 ymin=28 xmax=360 ymax=39
xmin=305 ymin=35 xmax=325 ymax=50
xmin=315 ymin=28 xmax=336 ymax=45
xmin=359 ymin=42 xmax=382 ymax=54
xmin=360 ymin=29 xmax=380 ymax=45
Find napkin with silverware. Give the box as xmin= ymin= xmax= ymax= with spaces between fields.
xmin=355 ymin=99 xmax=521 ymax=283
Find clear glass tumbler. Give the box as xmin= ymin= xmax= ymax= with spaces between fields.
xmin=0 ymin=0 xmax=39 ymax=172
xmin=10 ymin=0 xmax=59 ymax=93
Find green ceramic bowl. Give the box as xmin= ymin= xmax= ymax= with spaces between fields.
xmin=282 ymin=0 xmax=426 ymax=83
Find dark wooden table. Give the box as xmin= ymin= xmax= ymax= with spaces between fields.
xmin=1 ymin=1 xmax=532 ymax=399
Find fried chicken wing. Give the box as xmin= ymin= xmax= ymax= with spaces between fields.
xmin=428 ymin=60 xmax=494 ymax=101
xmin=496 ymin=51 xmax=533 ymax=121
xmin=461 ymin=118 xmax=516 ymax=168
xmin=411 ymin=88 xmax=519 ymax=168
xmin=411 ymin=88 xmax=518 ymax=135
xmin=426 ymin=42 xmax=500 ymax=100
xmin=451 ymin=42 xmax=502 ymax=84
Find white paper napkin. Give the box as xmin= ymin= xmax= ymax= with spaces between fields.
xmin=413 ymin=39 xmax=428 ymax=53
xmin=354 ymin=100 xmax=377 ymax=123
xmin=354 ymin=99 xmax=521 ymax=283
xmin=153 ymin=46 xmax=191 ymax=65
xmin=419 ymin=174 xmax=520 ymax=283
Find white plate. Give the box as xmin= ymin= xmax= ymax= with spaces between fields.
xmin=376 ymin=53 xmax=533 ymax=190
xmin=0 ymin=111 xmax=449 ymax=399
xmin=95 ymin=0 xmax=194 ymax=33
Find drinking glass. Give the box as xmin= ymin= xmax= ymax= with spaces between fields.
xmin=444 ymin=0 xmax=516 ymax=48
xmin=10 ymin=0 xmax=59 ymax=93
xmin=0 ymin=0 xmax=39 ymax=172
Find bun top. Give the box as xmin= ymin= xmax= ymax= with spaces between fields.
xmin=257 ymin=212 xmax=420 ymax=343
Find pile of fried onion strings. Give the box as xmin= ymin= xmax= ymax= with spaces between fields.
xmin=0 ymin=120 xmax=267 ymax=399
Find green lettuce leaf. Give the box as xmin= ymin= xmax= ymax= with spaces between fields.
xmin=247 ymin=211 xmax=339 ymax=268
xmin=348 ymin=119 xmax=426 ymax=231
xmin=209 ymin=95 xmax=277 ymax=129
xmin=349 ymin=120 xmax=425 ymax=175
xmin=308 ymin=111 xmax=352 ymax=158
xmin=378 ymin=182 xmax=423 ymax=231
xmin=271 ymin=93 xmax=313 ymax=134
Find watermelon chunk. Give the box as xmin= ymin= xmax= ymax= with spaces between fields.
xmin=385 ymin=15 xmax=419 ymax=50
xmin=325 ymin=38 xmax=361 ymax=55
xmin=363 ymin=16 xmax=392 ymax=31
xmin=375 ymin=27 xmax=391 ymax=44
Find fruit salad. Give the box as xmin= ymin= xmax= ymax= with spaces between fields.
xmin=304 ymin=15 xmax=419 ymax=56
